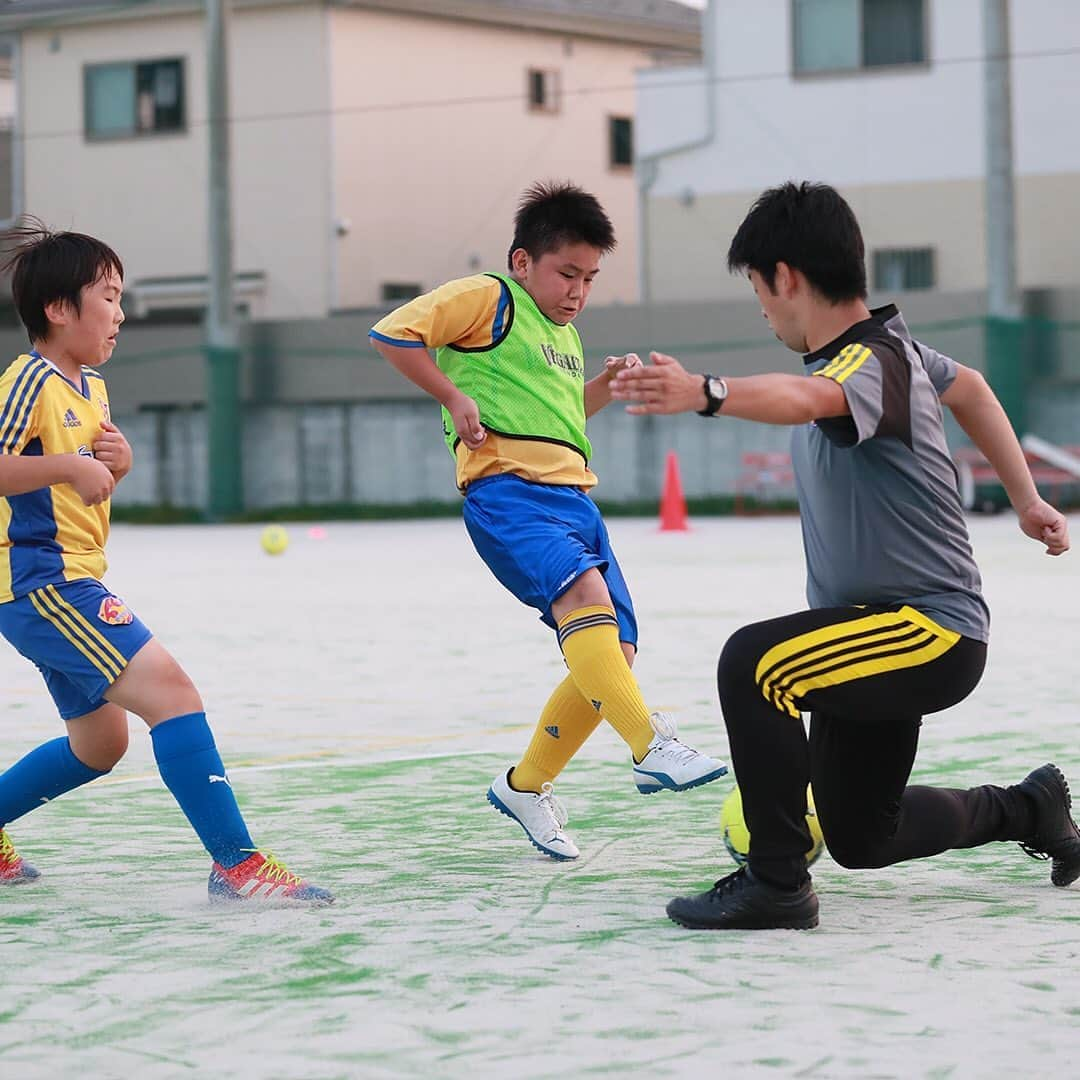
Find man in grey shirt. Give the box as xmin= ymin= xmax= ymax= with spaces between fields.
xmin=610 ymin=181 xmax=1073 ymax=931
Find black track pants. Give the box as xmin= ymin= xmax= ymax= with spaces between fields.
xmin=716 ymin=605 xmax=1036 ymax=889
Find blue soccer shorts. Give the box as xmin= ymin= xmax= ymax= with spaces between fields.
xmin=462 ymin=474 xmax=639 ymax=646
xmin=0 ymin=578 xmax=153 ymax=720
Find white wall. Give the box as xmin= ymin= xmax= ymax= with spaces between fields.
xmin=23 ymin=14 xmax=209 ymax=278
xmin=637 ymin=0 xmax=1080 ymax=301
xmin=20 ymin=4 xmax=332 ymax=319
xmin=643 ymin=0 xmax=1080 ymax=196
xmin=19 ymin=2 xmax=689 ymax=317
xmin=228 ymin=4 xmax=333 ymax=319
xmin=328 ymin=7 xmax=658 ymax=308
xmin=0 ymin=74 xmax=14 ymax=119
xmin=634 ymin=61 xmax=710 ymax=163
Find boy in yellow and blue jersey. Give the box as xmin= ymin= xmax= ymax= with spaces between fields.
xmin=0 ymin=223 xmax=331 ymax=904
xmin=370 ymin=181 xmax=727 ymax=860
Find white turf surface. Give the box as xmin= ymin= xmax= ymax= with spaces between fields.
xmin=1 ymin=513 xmax=1078 ymax=1079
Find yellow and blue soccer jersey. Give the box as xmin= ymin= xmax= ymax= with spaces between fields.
xmin=370 ymin=274 xmax=598 ymax=491
xmin=0 ymin=351 xmax=111 ymax=603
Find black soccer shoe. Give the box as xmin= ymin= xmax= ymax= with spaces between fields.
xmin=1017 ymin=763 xmax=1080 ymax=887
xmin=666 ymin=867 xmax=819 ymax=930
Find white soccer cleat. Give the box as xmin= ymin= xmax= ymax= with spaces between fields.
xmin=633 ymin=712 xmax=728 ymax=794
xmin=487 ymin=769 xmax=580 ymax=860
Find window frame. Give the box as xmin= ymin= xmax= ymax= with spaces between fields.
xmin=526 ymin=67 xmax=561 ymax=114
xmin=872 ymin=246 xmax=936 ymax=292
xmin=380 ymin=282 xmax=423 ymax=303
xmin=608 ymin=114 xmax=633 ymax=170
xmin=790 ymin=0 xmax=930 ymax=79
xmin=83 ymin=56 xmax=187 ymax=142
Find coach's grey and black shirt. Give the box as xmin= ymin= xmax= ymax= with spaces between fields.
xmin=791 ymin=305 xmax=990 ymax=642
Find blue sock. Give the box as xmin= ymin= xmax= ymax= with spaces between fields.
xmin=0 ymin=737 xmax=107 ymax=828
xmin=150 ymin=712 xmax=255 ymax=868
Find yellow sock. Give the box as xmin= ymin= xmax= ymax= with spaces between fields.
xmin=557 ymin=604 xmax=654 ymax=762
xmin=510 ymin=675 xmax=604 ymax=793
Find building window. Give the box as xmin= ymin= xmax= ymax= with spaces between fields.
xmin=527 ymin=68 xmax=560 ymax=113
xmin=609 ymin=116 xmax=633 ymax=168
xmin=873 ymin=247 xmax=935 ymax=291
xmin=85 ymin=58 xmax=185 ymax=139
xmin=793 ymin=0 xmax=925 ymax=74
xmin=381 ymin=282 xmax=422 ymax=302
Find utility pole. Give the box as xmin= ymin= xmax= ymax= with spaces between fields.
xmin=205 ymin=0 xmax=243 ymax=517
xmin=983 ymin=0 xmax=1024 ymax=430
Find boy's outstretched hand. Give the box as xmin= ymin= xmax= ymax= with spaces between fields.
xmin=609 ymin=352 xmax=705 ymax=415
xmin=92 ymin=420 xmax=133 ymax=481
xmin=603 ymin=352 xmax=643 ymax=380
xmin=1017 ymin=497 xmax=1070 ymax=556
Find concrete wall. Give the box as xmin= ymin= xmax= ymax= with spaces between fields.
xmin=102 ymin=398 xmax=800 ymax=511
xmin=1 ymin=287 xmax=1073 ymax=513
xmin=105 ymin=377 xmax=1079 ymax=513
xmin=0 ymin=285 xmax=991 ymax=410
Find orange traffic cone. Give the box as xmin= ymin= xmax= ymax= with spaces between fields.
xmin=659 ymin=450 xmax=689 ymax=531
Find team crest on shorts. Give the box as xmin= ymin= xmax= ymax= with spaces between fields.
xmin=98 ymin=595 xmax=134 ymax=626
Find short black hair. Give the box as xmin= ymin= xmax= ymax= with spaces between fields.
xmin=727 ymin=181 xmax=866 ymax=302
xmin=507 ymin=180 xmax=616 ymax=268
xmin=2 ymin=218 xmax=124 ymax=344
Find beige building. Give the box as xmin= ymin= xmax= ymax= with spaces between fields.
xmin=0 ymin=0 xmax=700 ymax=319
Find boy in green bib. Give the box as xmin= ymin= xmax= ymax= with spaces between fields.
xmin=370 ymin=181 xmax=726 ymax=859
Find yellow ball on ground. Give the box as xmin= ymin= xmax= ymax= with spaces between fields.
xmin=260 ymin=525 xmax=289 ymax=556
xmin=719 ymin=783 xmax=825 ymax=867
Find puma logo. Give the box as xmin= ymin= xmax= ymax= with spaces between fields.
xmin=544 ymin=725 xmax=560 ymax=739
xmin=209 ymin=774 xmax=231 ymax=786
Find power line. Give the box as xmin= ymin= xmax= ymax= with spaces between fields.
xmin=10 ymin=42 xmax=1080 ymax=144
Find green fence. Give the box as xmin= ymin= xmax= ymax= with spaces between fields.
xmin=31 ymin=310 xmax=1080 ymax=519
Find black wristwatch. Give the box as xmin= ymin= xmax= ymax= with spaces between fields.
xmin=697 ymin=374 xmax=728 ymax=417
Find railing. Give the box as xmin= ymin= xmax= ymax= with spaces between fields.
xmin=734 ymin=451 xmax=796 ymax=515
xmin=954 ymin=444 xmax=1080 ymax=512
xmin=733 ymin=442 xmax=1080 ymax=519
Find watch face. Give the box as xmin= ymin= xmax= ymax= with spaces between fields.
xmin=698 ymin=375 xmax=726 ymax=416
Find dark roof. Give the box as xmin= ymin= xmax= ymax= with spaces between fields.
xmin=0 ymin=0 xmax=123 ymax=25
xmin=463 ymin=1 xmax=700 ymax=34
xmin=348 ymin=0 xmax=700 ymax=47
xmin=0 ymin=0 xmax=700 ymax=46
xmin=0 ymin=0 xmax=121 ymax=15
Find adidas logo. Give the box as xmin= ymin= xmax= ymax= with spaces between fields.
xmin=62 ymin=408 xmax=81 ymax=428
xmin=544 ymin=725 xmax=560 ymax=739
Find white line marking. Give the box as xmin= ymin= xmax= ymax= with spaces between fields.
xmin=92 ymin=748 xmax=494 ymax=790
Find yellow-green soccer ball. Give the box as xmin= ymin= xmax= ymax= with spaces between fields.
xmin=260 ymin=525 xmax=289 ymax=556
xmin=719 ymin=784 xmax=825 ymax=867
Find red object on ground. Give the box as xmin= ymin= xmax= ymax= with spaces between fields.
xmin=659 ymin=450 xmax=689 ymax=531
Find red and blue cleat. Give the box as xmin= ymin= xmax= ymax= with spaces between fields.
xmin=208 ymin=851 xmax=333 ymax=905
xmin=0 ymin=829 xmax=40 ymax=884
